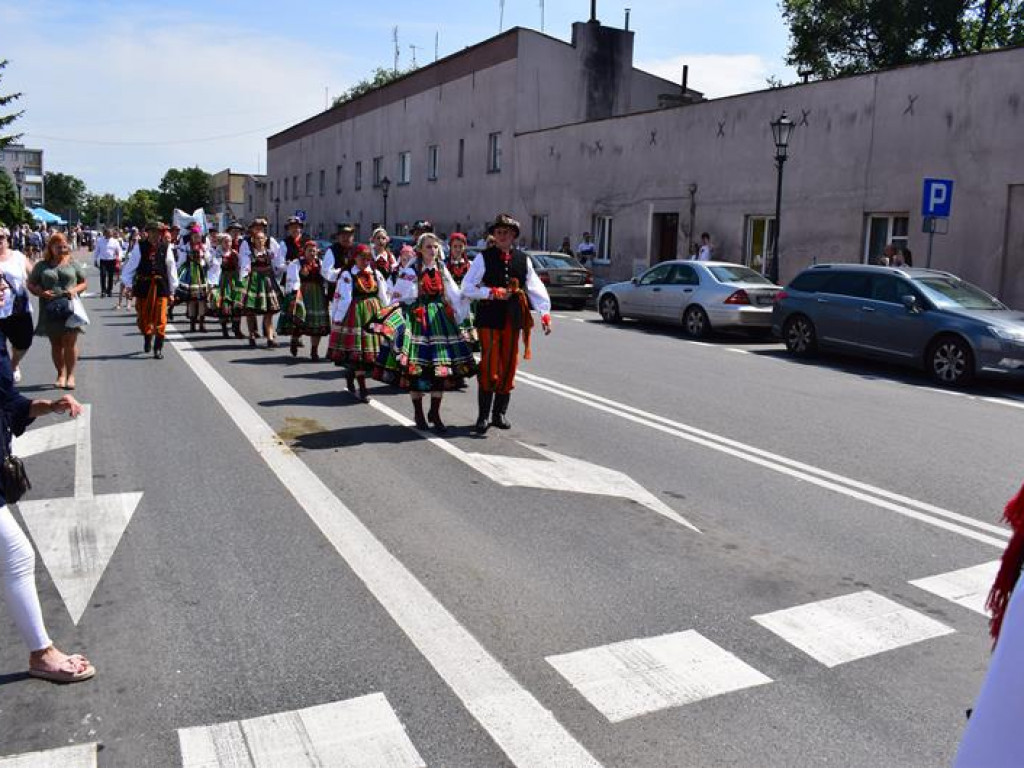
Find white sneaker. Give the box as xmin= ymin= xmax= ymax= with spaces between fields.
xmin=13 ymin=367 xmax=21 ymax=383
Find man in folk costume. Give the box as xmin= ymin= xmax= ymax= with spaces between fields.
xmin=278 ymin=215 xmax=308 ymax=268
xmin=321 ymin=223 xmax=356 ymax=284
xmin=121 ymin=221 xmax=179 ymax=360
xmin=461 ymin=213 xmax=551 ymax=432
xmin=955 ymin=484 xmax=1024 ymax=766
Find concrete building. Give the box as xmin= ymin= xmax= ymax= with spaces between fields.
xmin=243 ymin=174 xmax=268 ymax=225
xmin=0 ymin=144 xmax=44 ymax=207
xmin=209 ymin=168 xmax=249 ymax=224
xmin=266 ymin=12 xmax=694 ymax=243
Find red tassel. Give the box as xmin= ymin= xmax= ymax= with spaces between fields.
xmin=987 ymin=484 xmax=1024 ymax=644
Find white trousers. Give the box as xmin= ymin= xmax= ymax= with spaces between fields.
xmin=1 ymin=505 xmax=51 ymax=652
xmin=955 ymin=582 xmax=1024 ymax=766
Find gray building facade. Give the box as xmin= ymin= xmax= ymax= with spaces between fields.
xmin=0 ymin=144 xmax=45 ymax=208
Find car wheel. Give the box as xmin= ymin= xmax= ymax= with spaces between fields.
xmin=927 ymin=335 xmax=974 ymax=386
xmin=683 ymin=305 xmax=711 ymax=339
xmin=599 ymin=294 xmax=621 ymax=323
xmin=782 ymin=315 xmax=817 ymax=357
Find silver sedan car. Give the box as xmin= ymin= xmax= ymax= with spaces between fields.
xmin=598 ymin=260 xmax=782 ymax=337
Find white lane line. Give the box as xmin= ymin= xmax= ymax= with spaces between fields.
xmin=726 ymin=348 xmax=751 ymax=355
xmin=547 ymin=631 xmax=771 ymax=723
xmin=0 ymin=743 xmax=97 ymax=767
xmin=910 ymin=561 xmax=1000 ymax=616
xmin=752 ymin=590 xmax=955 ymax=668
xmin=517 ymin=371 xmax=1008 ymax=548
xmin=166 ymin=333 xmax=601 ymax=767
xmin=179 ymin=693 xmax=425 ymax=768
xmin=573 ymin=318 xmax=587 ymax=323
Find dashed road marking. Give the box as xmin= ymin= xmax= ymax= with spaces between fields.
xmin=910 ymin=561 xmax=999 ymax=616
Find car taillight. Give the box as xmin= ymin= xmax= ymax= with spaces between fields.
xmin=774 ymin=291 xmax=788 ymax=302
xmin=584 ymin=271 xmax=593 ymax=283
xmin=539 ymin=271 xmax=550 ymax=284
xmin=724 ymin=289 xmax=750 ymax=305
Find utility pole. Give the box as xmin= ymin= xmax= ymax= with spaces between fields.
xmin=392 ymin=27 xmax=400 ymax=74
xmin=409 ymin=44 xmax=420 ymax=68
xmin=435 ymin=31 xmax=439 ymax=62
xmin=540 ymin=0 xmax=545 ymax=31
xmin=499 ymin=0 xmax=505 ymax=31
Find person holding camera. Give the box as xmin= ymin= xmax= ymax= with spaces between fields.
xmin=26 ymin=233 xmax=87 ymax=390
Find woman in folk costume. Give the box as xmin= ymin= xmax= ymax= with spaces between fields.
xmin=279 ymin=239 xmax=330 ymax=361
xmin=328 ymin=244 xmax=389 ymax=402
xmin=208 ymin=232 xmax=244 ymax=338
xmin=370 ymin=227 xmax=397 ymax=278
xmin=175 ymin=224 xmax=210 ymax=333
xmin=236 ymin=226 xmax=285 ymax=348
xmin=373 ymin=233 xmax=476 ymax=433
xmin=955 ymin=484 xmax=1024 ymax=767
xmin=446 ymin=232 xmax=478 ymax=350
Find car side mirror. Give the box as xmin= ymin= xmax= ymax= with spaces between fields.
xmin=631 ymin=276 xmax=640 ymax=285
xmin=901 ymin=294 xmax=920 ymax=313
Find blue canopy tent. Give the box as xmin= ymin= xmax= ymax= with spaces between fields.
xmin=29 ymin=207 xmax=67 ymax=225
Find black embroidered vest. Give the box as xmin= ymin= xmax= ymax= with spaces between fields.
xmin=475 ymin=247 xmax=531 ymax=329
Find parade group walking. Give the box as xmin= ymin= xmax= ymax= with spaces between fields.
xmin=119 ymin=212 xmax=552 ymax=431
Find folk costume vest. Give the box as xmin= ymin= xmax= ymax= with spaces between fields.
xmin=134 ymin=240 xmax=172 ymax=298
xmin=475 ymin=247 xmax=531 ymax=329
xmin=284 ymin=236 xmax=306 ymax=263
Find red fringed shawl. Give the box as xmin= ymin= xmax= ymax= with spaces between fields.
xmin=988 ymin=484 xmax=1024 ymax=644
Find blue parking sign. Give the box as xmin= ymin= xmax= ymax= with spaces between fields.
xmin=922 ymin=179 xmax=954 ymax=218
xmin=294 ymin=209 xmax=307 ymax=222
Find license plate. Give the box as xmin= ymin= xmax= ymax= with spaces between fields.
xmin=755 ymin=294 xmax=776 ymax=306
xmin=558 ymin=274 xmax=584 ymax=285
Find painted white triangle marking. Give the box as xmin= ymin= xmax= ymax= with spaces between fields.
xmin=12 ymin=419 xmax=76 ymax=458
xmin=0 ymin=743 xmax=97 ymax=767
xmin=16 ymin=492 xmax=143 ymax=624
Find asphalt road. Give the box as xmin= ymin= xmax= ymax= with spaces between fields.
xmin=1 ymin=262 xmax=1018 ymax=767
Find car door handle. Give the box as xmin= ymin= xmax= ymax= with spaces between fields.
xmin=816 ymin=298 xmax=829 ymax=303
xmin=652 ymin=287 xmax=661 ymax=292
xmin=683 ymin=288 xmax=693 ymax=292
xmin=860 ymin=306 xmax=876 ymax=312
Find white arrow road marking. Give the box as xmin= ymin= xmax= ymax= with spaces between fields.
xmin=12 ymin=406 xmax=144 ymax=624
xmin=367 ymin=399 xmax=699 ymax=532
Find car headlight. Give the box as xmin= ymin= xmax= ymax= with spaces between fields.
xmin=988 ymin=325 xmax=1024 ymax=341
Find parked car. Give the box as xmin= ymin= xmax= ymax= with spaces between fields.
xmin=598 ymin=260 xmax=781 ymax=336
xmin=526 ymin=251 xmax=593 ymax=309
xmin=773 ymin=263 xmax=1024 ymax=386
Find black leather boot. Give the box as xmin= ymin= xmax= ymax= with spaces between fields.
xmin=428 ymin=397 xmax=447 ymax=433
xmin=345 ymin=371 xmax=356 ymax=394
xmin=412 ymin=398 xmax=428 ymax=430
xmin=357 ymin=377 xmax=370 ymax=402
xmin=153 ymin=335 xmax=164 ymax=359
xmin=475 ymin=389 xmax=494 ymax=433
xmin=491 ymin=393 xmax=511 ymax=429
xmin=143 ymin=334 xmax=152 ymax=353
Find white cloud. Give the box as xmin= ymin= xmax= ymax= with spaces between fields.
xmin=637 ymin=53 xmax=780 ymax=99
xmin=1 ymin=4 xmax=348 ymax=196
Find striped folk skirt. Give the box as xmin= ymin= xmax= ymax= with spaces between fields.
xmin=235 ymin=270 xmax=282 ymax=316
xmin=278 ymin=279 xmax=330 ymax=337
xmin=373 ymin=299 xmax=477 ymax=391
xmin=328 ymin=296 xmax=384 ymax=370
xmin=175 ymin=261 xmax=209 ymax=302
xmin=210 ymin=269 xmax=242 ymax=317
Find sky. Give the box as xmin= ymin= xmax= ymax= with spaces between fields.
xmin=0 ymin=1 xmax=797 ymax=199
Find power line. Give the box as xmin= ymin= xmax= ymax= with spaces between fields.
xmin=25 ymin=120 xmax=297 ymax=147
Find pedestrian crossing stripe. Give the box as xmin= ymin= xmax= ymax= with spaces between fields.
xmin=177 ymin=692 xmax=425 ymax=768
xmin=909 ymin=561 xmax=999 ymax=616
xmin=546 ymin=630 xmax=772 ymax=723
xmin=0 ymin=743 xmax=97 ymax=767
xmin=752 ymin=590 xmax=955 ymax=668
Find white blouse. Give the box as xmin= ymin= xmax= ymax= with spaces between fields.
xmin=331 ymin=266 xmax=390 ymax=323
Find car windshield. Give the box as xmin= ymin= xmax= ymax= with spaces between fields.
xmin=914 ymin=276 xmax=1005 ymax=310
xmin=708 ymin=265 xmax=773 ymax=285
xmin=531 ymin=252 xmax=584 ymax=270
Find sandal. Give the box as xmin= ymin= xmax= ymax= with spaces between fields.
xmin=29 ymin=655 xmax=95 ymax=684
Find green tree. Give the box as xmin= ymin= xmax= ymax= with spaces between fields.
xmin=0 ymin=169 xmax=27 ymax=226
xmin=43 ymin=171 xmax=87 ymax=218
xmin=781 ymin=0 xmax=1024 ymax=78
xmin=332 ymin=65 xmax=415 ymax=107
xmin=82 ymin=192 xmax=122 ymax=227
xmin=157 ymin=166 xmax=211 ymax=220
xmin=0 ymin=59 xmax=24 ymax=150
xmin=122 ymin=189 xmax=160 ymax=227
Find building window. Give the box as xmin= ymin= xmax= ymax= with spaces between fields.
xmin=592 ymin=215 xmax=613 ymax=263
xmin=335 ymin=164 xmax=343 ymax=193
xmin=319 ymin=169 xmax=325 ymax=196
xmin=292 ymin=175 xmax=298 ymax=199
xmin=248 ymin=194 xmax=253 ymax=212
xmin=530 ymin=215 xmax=549 ymax=250
xmin=269 ymin=181 xmax=274 ymax=200
xmin=372 ymin=156 xmax=383 ymax=187
xmin=304 ymin=172 xmax=312 ymax=196
xmin=398 ymin=151 xmax=411 ymax=185
xmin=458 ymin=138 xmax=465 ymax=178
xmin=427 ymin=145 xmax=439 ymax=181
xmin=284 ymin=178 xmax=289 ymax=200
xmin=864 ymin=214 xmax=910 ymax=264
xmin=355 ymin=161 xmax=362 ymax=190
xmin=487 ymin=132 xmax=502 ymax=173
xmin=744 ymin=216 xmax=776 ymax=274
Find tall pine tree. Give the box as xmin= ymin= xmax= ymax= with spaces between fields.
xmin=0 ymin=59 xmax=24 ymax=150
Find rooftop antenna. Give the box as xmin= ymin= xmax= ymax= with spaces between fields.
xmin=499 ymin=0 xmax=505 ymax=31
xmin=392 ymin=26 xmax=400 ymax=74
xmin=435 ymin=30 xmax=439 ymax=62
xmin=324 ymin=86 xmax=328 ymax=110
xmin=590 ymin=0 xmax=598 ymax=22
xmin=624 ymin=7 xmax=631 ymax=30
xmin=540 ymin=0 xmax=545 ymax=31
xmin=409 ymin=43 xmax=420 ymax=68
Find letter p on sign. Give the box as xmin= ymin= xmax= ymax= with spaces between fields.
xmin=922 ymin=179 xmax=954 ymax=218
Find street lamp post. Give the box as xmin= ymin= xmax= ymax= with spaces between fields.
xmin=274 ymin=197 xmax=281 ymax=237
xmin=13 ymin=166 xmax=24 ymax=206
xmin=769 ymin=112 xmax=795 ymax=284
xmin=380 ymin=176 xmax=391 ymax=231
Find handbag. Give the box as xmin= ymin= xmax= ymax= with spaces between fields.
xmin=46 ymin=295 xmax=73 ymax=322
xmin=66 ymin=295 xmax=90 ymax=329
xmin=0 ymin=415 xmax=30 ymax=504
